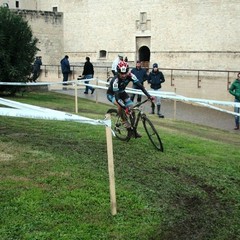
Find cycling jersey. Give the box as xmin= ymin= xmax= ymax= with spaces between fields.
xmin=107 ymin=72 xmax=150 ymax=108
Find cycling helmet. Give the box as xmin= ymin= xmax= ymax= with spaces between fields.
xmin=117 ymin=61 xmax=129 ymax=74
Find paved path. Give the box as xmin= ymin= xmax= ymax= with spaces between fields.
xmin=52 ymin=87 xmax=237 ymax=132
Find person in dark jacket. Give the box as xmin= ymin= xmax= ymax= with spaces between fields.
xmin=130 ymin=60 xmax=149 ymax=103
xmin=148 ymin=63 xmax=165 ymax=118
xmin=60 ymin=55 xmax=70 ymax=86
xmin=31 ymin=56 xmax=42 ymax=82
xmin=229 ymin=72 xmax=240 ymax=130
xmin=82 ymin=57 xmax=95 ymax=94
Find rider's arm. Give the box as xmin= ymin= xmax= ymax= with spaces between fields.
xmin=130 ymin=73 xmax=151 ymax=98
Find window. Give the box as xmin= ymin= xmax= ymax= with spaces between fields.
xmin=53 ymin=7 xmax=58 ymax=12
xmin=15 ymin=1 xmax=19 ymax=8
xmin=99 ymin=50 xmax=107 ymax=58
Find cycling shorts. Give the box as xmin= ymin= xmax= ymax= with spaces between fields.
xmin=107 ymin=92 xmax=133 ymax=107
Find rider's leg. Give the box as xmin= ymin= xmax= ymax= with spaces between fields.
xmin=137 ymin=94 xmax=142 ymax=103
xmin=125 ymin=98 xmax=142 ymax=138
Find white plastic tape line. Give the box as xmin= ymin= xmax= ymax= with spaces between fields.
xmin=1 ymin=79 xmax=240 ymax=110
xmin=196 ymin=102 xmax=240 ymax=117
xmin=0 ymin=107 xmax=109 ymax=126
xmin=96 ymin=79 xmax=240 ymax=108
xmin=0 ymin=98 xmax=108 ymax=126
xmin=0 ymin=81 xmax=64 ymax=86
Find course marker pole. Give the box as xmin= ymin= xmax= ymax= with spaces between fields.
xmin=74 ymin=82 xmax=78 ymax=113
xmin=174 ymin=88 xmax=177 ymax=120
xmin=105 ymin=113 xmax=117 ymax=215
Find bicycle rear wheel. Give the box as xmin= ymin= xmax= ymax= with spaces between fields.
xmin=142 ymin=115 xmax=164 ymax=151
xmin=106 ymin=109 xmax=130 ymax=141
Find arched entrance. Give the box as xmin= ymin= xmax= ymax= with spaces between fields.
xmin=138 ymin=46 xmax=150 ymax=69
xmin=136 ymin=37 xmax=151 ymax=69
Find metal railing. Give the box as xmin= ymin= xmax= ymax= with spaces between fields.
xmin=40 ymin=64 xmax=239 ymax=90
xmin=160 ymin=68 xmax=239 ymax=90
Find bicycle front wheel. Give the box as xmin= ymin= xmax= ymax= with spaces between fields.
xmin=106 ymin=109 xmax=130 ymax=141
xmin=142 ymin=115 xmax=164 ymax=151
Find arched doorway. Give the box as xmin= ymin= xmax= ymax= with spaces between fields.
xmin=138 ymin=46 xmax=150 ymax=69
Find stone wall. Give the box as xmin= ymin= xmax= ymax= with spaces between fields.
xmin=13 ymin=9 xmax=64 ymax=65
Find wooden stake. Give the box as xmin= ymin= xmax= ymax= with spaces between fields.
xmin=105 ymin=113 xmax=117 ymax=215
xmin=75 ymin=82 xmax=78 ymax=113
xmin=174 ymin=87 xmax=176 ymax=120
xmin=95 ymin=77 xmax=98 ymax=104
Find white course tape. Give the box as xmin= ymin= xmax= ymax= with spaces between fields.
xmin=1 ymin=79 xmax=240 ymax=116
xmin=0 ymin=98 xmax=109 ymax=127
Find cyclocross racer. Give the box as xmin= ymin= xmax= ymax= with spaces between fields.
xmin=107 ymin=60 xmax=154 ymax=133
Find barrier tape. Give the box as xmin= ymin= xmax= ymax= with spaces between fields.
xmin=0 ymin=98 xmax=110 ymax=127
xmin=1 ymin=79 xmax=240 ymax=117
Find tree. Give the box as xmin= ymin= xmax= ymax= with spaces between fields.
xmin=0 ymin=6 xmax=39 ymax=95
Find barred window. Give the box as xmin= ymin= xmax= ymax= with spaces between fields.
xmin=99 ymin=50 xmax=107 ymax=58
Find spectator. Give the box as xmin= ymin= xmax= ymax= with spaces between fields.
xmin=60 ymin=55 xmax=70 ymax=87
xmin=148 ymin=63 xmax=165 ymax=118
xmin=82 ymin=57 xmax=95 ymax=94
xmin=130 ymin=60 xmax=148 ymax=103
xmin=31 ymin=56 xmax=42 ymax=82
xmin=229 ymin=72 xmax=240 ymax=130
xmin=111 ymin=53 xmax=123 ymax=76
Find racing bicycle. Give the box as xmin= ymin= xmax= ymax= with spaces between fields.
xmin=106 ymin=99 xmax=164 ymax=151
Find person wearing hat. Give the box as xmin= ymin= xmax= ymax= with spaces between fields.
xmin=111 ymin=54 xmax=124 ymax=76
xmin=148 ymin=63 xmax=165 ymax=118
xmin=130 ymin=60 xmax=148 ymax=103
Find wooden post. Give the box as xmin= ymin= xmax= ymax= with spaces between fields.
xmin=174 ymin=88 xmax=176 ymax=120
xmin=95 ymin=77 xmax=98 ymax=104
xmin=75 ymin=81 xmax=78 ymax=113
xmin=105 ymin=113 xmax=117 ymax=215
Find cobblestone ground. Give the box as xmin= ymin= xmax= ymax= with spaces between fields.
xmin=53 ymin=87 xmax=237 ymax=133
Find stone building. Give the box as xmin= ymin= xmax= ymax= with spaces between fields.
xmin=1 ymin=0 xmax=240 ymax=101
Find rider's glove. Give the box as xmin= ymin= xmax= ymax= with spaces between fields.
xmin=125 ymin=107 xmax=131 ymax=115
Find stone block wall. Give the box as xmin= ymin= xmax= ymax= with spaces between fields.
xmin=13 ymin=9 xmax=64 ymax=65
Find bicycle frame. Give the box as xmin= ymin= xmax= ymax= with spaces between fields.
xmin=128 ymin=99 xmax=150 ymax=136
xmin=107 ymin=98 xmax=163 ymax=151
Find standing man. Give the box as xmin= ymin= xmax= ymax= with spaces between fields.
xmin=130 ymin=60 xmax=148 ymax=103
xmin=31 ymin=56 xmax=42 ymax=82
xmin=60 ymin=55 xmax=70 ymax=87
xmin=148 ymin=63 xmax=165 ymax=118
xmin=82 ymin=57 xmax=95 ymax=94
xmin=229 ymin=72 xmax=240 ymax=130
xmin=111 ymin=53 xmax=123 ymax=76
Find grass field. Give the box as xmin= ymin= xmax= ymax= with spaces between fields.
xmin=0 ymin=91 xmax=240 ymax=240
